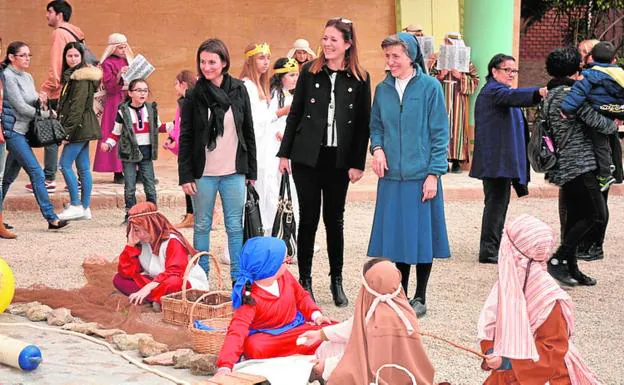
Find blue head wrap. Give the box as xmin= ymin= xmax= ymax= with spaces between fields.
xmin=397 ymin=32 xmax=426 ymax=72
xmin=232 ymin=237 xmax=287 ymax=309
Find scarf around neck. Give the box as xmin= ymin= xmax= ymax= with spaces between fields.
xmin=196 ymin=74 xmax=234 ymax=151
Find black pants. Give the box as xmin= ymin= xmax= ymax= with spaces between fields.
xmin=559 ymin=183 xmax=609 ymax=248
xmin=291 ymin=147 xmax=350 ymax=280
xmin=589 ymin=131 xmax=612 ymax=178
xmin=185 ymin=193 xmax=194 ymax=214
xmin=479 ymin=178 xmax=512 ymax=259
xmin=558 ymin=172 xmax=608 ymax=259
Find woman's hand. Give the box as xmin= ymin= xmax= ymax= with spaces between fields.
xmin=275 ymin=131 xmax=283 ymax=141
xmin=182 ymin=182 xmax=197 ymax=196
xmin=39 ymin=91 xmax=48 ymax=105
xmin=0 ymin=130 xmax=5 ymax=145
xmin=128 ymin=281 xmax=159 ymax=305
xmin=422 ymin=174 xmax=438 ymax=203
xmin=127 ymin=229 xmax=140 ymax=246
xmin=279 ymin=157 xmax=291 ymax=174
xmin=313 ymin=315 xmax=332 ymax=326
xmin=348 ymin=168 xmax=363 ymax=184
xmin=539 ymin=87 xmax=548 ymax=99
xmin=484 ymin=354 xmax=502 ymax=370
xmin=299 ymin=330 xmax=322 ymax=346
xmin=372 ymin=148 xmax=388 ymax=178
xmin=100 ymin=142 xmax=111 ymax=152
xmin=277 ymin=104 xmax=291 ymax=118
xmin=451 ymin=69 xmax=462 ymax=79
xmin=246 ymin=179 xmax=256 ymax=186
xmin=118 ymin=66 xmax=129 ymax=81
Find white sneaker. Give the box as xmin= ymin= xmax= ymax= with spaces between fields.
xmin=80 ymin=208 xmax=92 ymax=220
xmin=58 ymin=205 xmax=85 ymax=221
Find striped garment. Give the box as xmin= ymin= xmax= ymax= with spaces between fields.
xmin=478 ymin=214 xmax=602 ymax=385
xmin=430 ymin=62 xmax=479 ymax=161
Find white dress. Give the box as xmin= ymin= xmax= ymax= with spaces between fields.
xmin=262 ymin=90 xmax=299 ymax=234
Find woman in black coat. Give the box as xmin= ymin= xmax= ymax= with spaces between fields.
xmin=278 ymin=17 xmax=371 ymax=307
xmin=178 ymin=38 xmax=257 ymax=281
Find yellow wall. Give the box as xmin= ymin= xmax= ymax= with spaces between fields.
xmin=397 ymin=0 xmax=460 ymax=46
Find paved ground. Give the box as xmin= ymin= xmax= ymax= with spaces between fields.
xmin=1 ymin=196 xmax=622 ymax=384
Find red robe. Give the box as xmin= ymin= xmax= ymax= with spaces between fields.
xmin=480 ymin=302 xmax=572 ymax=385
xmin=216 ymin=270 xmax=324 ymax=369
xmin=117 ymin=239 xmax=190 ymax=302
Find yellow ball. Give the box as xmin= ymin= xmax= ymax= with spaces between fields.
xmin=0 ymin=258 xmax=15 ymax=313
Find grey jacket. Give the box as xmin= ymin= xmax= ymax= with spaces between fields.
xmin=544 ymin=85 xmax=618 ymax=186
xmin=3 ymin=65 xmax=49 ymax=135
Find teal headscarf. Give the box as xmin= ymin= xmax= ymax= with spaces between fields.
xmin=397 ymin=32 xmax=426 ymax=72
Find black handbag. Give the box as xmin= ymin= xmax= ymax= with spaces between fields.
xmin=271 ymin=173 xmax=297 ymax=264
xmin=27 ymin=107 xmax=66 ymax=148
xmin=244 ymin=184 xmax=264 ymax=242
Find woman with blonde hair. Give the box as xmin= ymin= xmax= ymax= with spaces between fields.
xmin=93 ymin=33 xmax=135 ymax=183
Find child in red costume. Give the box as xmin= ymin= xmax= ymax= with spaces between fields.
xmin=112 ymin=202 xmax=208 ymax=306
xmin=214 ymin=237 xmax=332 ymax=377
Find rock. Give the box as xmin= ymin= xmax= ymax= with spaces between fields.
xmin=25 ymin=304 xmax=52 ymax=322
xmin=6 ymin=302 xmax=40 ymax=315
xmin=46 ymin=308 xmax=74 ymax=326
xmin=138 ymin=337 xmax=169 ymax=357
xmin=143 ymin=351 xmax=176 ymax=366
xmin=172 ymin=348 xmax=195 ymax=369
xmin=61 ymin=322 xmax=99 ymax=334
xmin=91 ymin=328 xmax=125 ymax=340
xmin=111 ymin=333 xmax=153 ymax=351
xmin=189 ymin=354 xmax=217 ymax=375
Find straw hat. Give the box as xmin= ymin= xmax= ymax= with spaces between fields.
xmin=403 ymin=24 xmax=423 ymax=33
xmin=286 ymin=39 xmax=316 ymax=59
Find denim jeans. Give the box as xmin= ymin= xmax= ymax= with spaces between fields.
xmin=59 ymin=141 xmax=93 ymax=208
xmin=0 ymin=142 xmax=6 ymax=209
xmin=122 ymin=159 xmax=157 ymax=211
xmin=44 ymin=143 xmax=58 ymax=182
xmin=192 ymin=173 xmax=245 ymax=280
xmin=2 ymin=130 xmax=58 ymax=222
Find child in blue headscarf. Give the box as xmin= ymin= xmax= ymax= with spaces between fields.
xmin=214 ymin=237 xmax=332 ymax=376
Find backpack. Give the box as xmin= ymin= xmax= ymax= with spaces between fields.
xmin=527 ymin=96 xmax=572 ymax=173
xmin=59 ymin=27 xmax=98 ymax=65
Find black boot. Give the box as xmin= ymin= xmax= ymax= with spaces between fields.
xmin=299 ymin=278 xmax=315 ymax=303
xmin=548 ymin=257 xmax=577 ymax=287
xmin=568 ymin=259 xmax=597 ymax=286
xmin=577 ymin=243 xmax=604 ymax=262
xmin=330 ymin=276 xmax=348 ymax=307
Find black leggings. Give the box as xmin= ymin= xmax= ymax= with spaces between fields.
xmin=291 ymin=147 xmax=350 ymax=280
xmin=396 ymin=262 xmax=432 ymax=303
xmin=558 ymin=172 xmax=608 ymax=261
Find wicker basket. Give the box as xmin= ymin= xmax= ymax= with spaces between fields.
xmin=188 ymin=293 xmax=230 ymax=354
xmin=161 ymin=251 xmax=233 ymax=326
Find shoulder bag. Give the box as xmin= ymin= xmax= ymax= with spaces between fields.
xmin=27 ymin=107 xmax=66 ymax=148
xmin=271 ymin=173 xmax=297 ymax=264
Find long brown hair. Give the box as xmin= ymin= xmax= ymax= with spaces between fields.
xmin=310 ymin=18 xmax=366 ymax=81
xmin=176 ymin=69 xmax=197 ymax=88
xmin=240 ymin=43 xmax=271 ymax=101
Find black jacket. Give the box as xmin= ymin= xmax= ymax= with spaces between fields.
xmin=277 ymin=61 xmax=371 ymax=170
xmin=178 ymin=76 xmax=257 ymax=185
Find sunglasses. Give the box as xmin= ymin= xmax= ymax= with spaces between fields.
xmin=331 ymin=17 xmax=353 ymax=24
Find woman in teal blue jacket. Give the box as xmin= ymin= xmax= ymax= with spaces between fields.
xmin=368 ymin=32 xmax=450 ymax=318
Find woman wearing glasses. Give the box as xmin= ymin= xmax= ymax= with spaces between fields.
xmin=1 ymin=41 xmax=69 ymax=230
xmin=469 ymin=54 xmax=547 ymax=265
xmin=278 ymin=17 xmax=371 ymax=307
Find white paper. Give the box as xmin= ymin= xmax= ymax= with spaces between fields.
xmin=416 ymin=36 xmax=435 ymax=60
xmin=122 ymin=54 xmax=155 ymax=83
xmin=234 ymin=355 xmax=315 ymax=385
xmin=435 ymin=45 xmax=471 ymax=72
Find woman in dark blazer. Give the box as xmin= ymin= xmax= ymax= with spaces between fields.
xmin=469 ymin=53 xmax=546 ymax=264
xmin=278 ymin=17 xmax=371 ymax=307
xmin=178 ymin=38 xmax=257 ymax=281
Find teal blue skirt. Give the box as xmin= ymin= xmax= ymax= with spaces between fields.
xmin=367 ymin=178 xmax=450 ymax=264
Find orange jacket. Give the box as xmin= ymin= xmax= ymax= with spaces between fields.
xmin=40 ymin=22 xmax=84 ymax=100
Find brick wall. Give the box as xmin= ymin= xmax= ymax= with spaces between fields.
xmin=0 ymin=0 xmax=396 ymax=120
xmin=518 ymin=10 xmax=569 ymax=87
